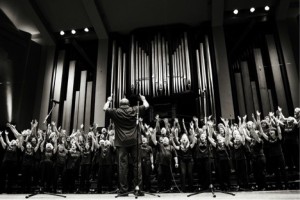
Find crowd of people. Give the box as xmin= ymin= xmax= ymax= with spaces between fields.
xmin=0 ymin=102 xmax=299 ymax=194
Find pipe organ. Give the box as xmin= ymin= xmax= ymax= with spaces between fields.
xmin=109 ymin=29 xmax=217 ymax=119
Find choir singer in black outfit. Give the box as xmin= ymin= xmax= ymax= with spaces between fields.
xmin=103 ymin=94 xmax=149 ymax=196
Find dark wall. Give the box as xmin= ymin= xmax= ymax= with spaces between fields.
xmin=0 ymin=10 xmax=42 ymax=131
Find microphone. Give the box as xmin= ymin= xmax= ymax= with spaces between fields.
xmin=51 ymin=99 xmax=60 ymax=104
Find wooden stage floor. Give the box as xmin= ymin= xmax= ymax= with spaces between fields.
xmin=1 ymin=190 xmax=299 ymax=200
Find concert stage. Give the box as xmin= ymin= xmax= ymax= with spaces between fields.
xmin=1 ymin=190 xmax=299 ymax=200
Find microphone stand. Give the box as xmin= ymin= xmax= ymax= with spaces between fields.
xmin=134 ymin=101 xmax=160 ymax=199
xmin=43 ymin=102 xmax=58 ymax=124
xmin=26 ymin=101 xmax=66 ymax=199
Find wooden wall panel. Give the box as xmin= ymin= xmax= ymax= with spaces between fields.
xmin=84 ymin=82 xmax=93 ymax=134
xmin=240 ymin=61 xmax=254 ymax=118
xmin=251 ymin=82 xmax=260 ymax=112
xmin=73 ymin=91 xmax=80 ymax=130
xmin=253 ymin=48 xmax=271 ymax=116
xmin=78 ymin=71 xmax=87 ymax=127
xmin=51 ymin=50 xmax=65 ymax=123
xmin=266 ymin=35 xmax=288 ymax=115
xmin=94 ymin=40 xmax=108 ymax=127
xmin=61 ymin=61 xmax=75 ymax=134
xmin=234 ymin=72 xmax=246 ymax=116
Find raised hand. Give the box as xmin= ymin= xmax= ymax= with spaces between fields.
xmin=51 ymin=121 xmax=56 ymax=126
xmin=107 ymin=96 xmax=112 ymax=102
xmin=238 ymin=116 xmax=241 ymax=121
xmin=243 ymin=115 xmax=247 ymax=121
xmin=193 ymin=116 xmax=198 ymax=122
xmin=278 ymin=106 xmax=282 ymax=112
xmin=5 ymin=130 xmax=9 ymax=135
xmin=174 ymin=118 xmax=179 ymax=123
xmin=190 ymin=121 xmax=194 ymax=129
xmin=155 ymin=114 xmax=160 ymax=121
xmin=256 ymin=111 xmax=261 ymax=116
xmin=80 ymin=124 xmax=84 ymax=129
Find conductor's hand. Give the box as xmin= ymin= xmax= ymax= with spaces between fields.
xmin=139 ymin=94 xmax=146 ymax=101
xmin=107 ymin=96 xmax=112 ymax=102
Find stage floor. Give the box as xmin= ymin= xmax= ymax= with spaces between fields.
xmin=0 ymin=190 xmax=300 ymax=200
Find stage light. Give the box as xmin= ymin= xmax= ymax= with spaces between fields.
xmin=250 ymin=7 xmax=255 ymax=13
xmin=71 ymin=29 xmax=76 ymax=34
xmin=60 ymin=30 xmax=65 ymax=36
xmin=265 ymin=6 xmax=270 ymax=11
xmin=233 ymin=9 xmax=239 ymax=15
xmin=84 ymin=28 xmax=89 ymax=32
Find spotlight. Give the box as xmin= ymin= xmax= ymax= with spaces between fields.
xmin=71 ymin=29 xmax=76 ymax=34
xmin=60 ymin=31 xmax=65 ymax=36
xmin=250 ymin=7 xmax=255 ymax=13
xmin=265 ymin=6 xmax=270 ymax=11
xmin=233 ymin=9 xmax=239 ymax=15
xmin=84 ymin=28 xmax=89 ymax=32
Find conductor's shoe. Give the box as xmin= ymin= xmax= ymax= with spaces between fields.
xmin=135 ymin=191 xmax=145 ymax=196
xmin=118 ymin=192 xmax=129 ymax=197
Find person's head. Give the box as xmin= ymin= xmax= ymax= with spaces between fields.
xmin=99 ymin=139 xmax=105 ymax=146
xmin=78 ymin=135 xmax=84 ymax=143
xmin=161 ymin=128 xmax=167 ymax=136
xmin=232 ymin=123 xmax=238 ymax=131
xmin=58 ymin=144 xmax=65 ymax=152
xmin=180 ymin=134 xmax=189 ymax=146
xmin=71 ymin=142 xmax=77 ymax=151
xmin=88 ymin=132 xmax=94 ymax=138
xmin=120 ymin=98 xmax=129 ymax=107
xmin=162 ymin=137 xmax=169 ymax=146
xmin=234 ymin=134 xmax=242 ymax=143
xmin=10 ymin=139 xmax=17 ymax=147
xmin=232 ymin=130 xmax=240 ymax=138
xmin=195 ymin=128 xmax=203 ymax=138
xmin=142 ymin=137 xmax=148 ymax=144
xmin=158 ymin=136 xmax=164 ymax=143
xmin=268 ymin=127 xmax=277 ymax=140
xmin=218 ymin=123 xmax=225 ymax=135
xmin=260 ymin=120 xmax=268 ymax=129
xmin=246 ymin=121 xmax=254 ymax=129
xmin=199 ymin=133 xmax=207 ymax=142
xmin=85 ymin=142 xmax=90 ymax=150
xmin=31 ymin=137 xmax=37 ymax=146
xmin=265 ymin=116 xmax=270 ymax=123
xmin=26 ymin=142 xmax=32 ymax=149
xmin=46 ymin=143 xmax=54 ymax=151
xmin=49 ymin=132 xmax=56 ymax=140
xmin=287 ymin=116 xmax=295 ymax=126
xmin=104 ymin=140 xmax=111 ymax=147
xmin=101 ymin=128 xmax=107 ymax=134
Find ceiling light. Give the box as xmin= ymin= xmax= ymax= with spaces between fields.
xmin=84 ymin=28 xmax=89 ymax=32
xmin=265 ymin=6 xmax=270 ymax=11
xmin=233 ymin=9 xmax=239 ymax=15
xmin=71 ymin=29 xmax=76 ymax=34
xmin=60 ymin=31 xmax=65 ymax=36
xmin=250 ymin=7 xmax=255 ymax=13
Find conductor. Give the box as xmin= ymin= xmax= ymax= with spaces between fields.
xmin=103 ymin=94 xmax=149 ymax=196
